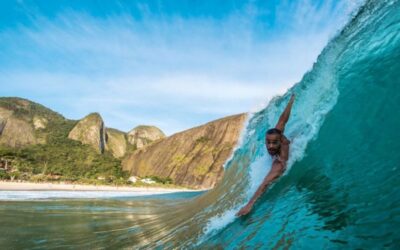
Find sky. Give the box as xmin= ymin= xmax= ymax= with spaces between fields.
xmin=0 ymin=0 xmax=362 ymax=135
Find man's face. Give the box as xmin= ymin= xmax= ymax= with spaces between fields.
xmin=266 ymin=134 xmax=281 ymax=156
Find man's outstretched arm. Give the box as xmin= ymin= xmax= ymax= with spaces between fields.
xmin=235 ymin=94 xmax=294 ymax=217
xmin=236 ymin=160 xmax=285 ymax=216
xmin=275 ymin=94 xmax=295 ymax=133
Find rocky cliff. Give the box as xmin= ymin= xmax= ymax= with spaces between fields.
xmin=0 ymin=115 xmax=36 ymax=147
xmin=127 ymin=125 xmax=165 ymax=149
xmin=68 ymin=116 xmax=165 ymax=157
xmin=0 ymin=97 xmax=166 ymax=158
xmin=105 ymin=128 xmax=127 ymax=158
xmin=122 ymin=113 xmax=247 ymax=189
xmin=0 ymin=97 xmax=65 ymax=147
xmin=68 ymin=113 xmax=106 ymax=154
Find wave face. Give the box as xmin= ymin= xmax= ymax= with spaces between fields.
xmin=197 ymin=0 xmax=400 ymax=248
xmin=0 ymin=0 xmax=399 ymax=249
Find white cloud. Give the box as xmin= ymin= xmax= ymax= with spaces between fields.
xmin=0 ymin=0 xmax=362 ymax=135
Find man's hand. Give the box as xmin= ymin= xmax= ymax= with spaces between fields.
xmin=236 ymin=203 xmax=253 ymax=217
xmin=275 ymin=94 xmax=295 ymax=132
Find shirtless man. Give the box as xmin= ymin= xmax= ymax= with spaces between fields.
xmin=236 ymin=94 xmax=295 ymax=216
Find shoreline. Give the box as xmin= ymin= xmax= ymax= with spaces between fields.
xmin=0 ymin=181 xmax=200 ymax=193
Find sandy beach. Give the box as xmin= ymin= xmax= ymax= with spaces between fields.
xmin=0 ymin=181 xmax=197 ymax=193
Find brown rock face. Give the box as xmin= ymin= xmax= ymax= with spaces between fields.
xmin=68 ymin=113 xmax=106 ymax=153
xmin=122 ymin=113 xmax=247 ymax=189
xmin=33 ymin=116 xmax=48 ymax=130
xmin=0 ymin=97 xmax=66 ymax=147
xmin=0 ymin=116 xmax=36 ymax=147
xmin=105 ymin=128 xmax=127 ymax=158
xmin=0 ymin=118 xmax=6 ymax=135
xmin=0 ymin=105 xmax=37 ymax=147
xmin=127 ymin=125 xmax=165 ymax=149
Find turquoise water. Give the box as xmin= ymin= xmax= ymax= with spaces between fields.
xmin=1 ymin=0 xmax=400 ymax=248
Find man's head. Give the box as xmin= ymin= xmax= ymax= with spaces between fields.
xmin=265 ymin=128 xmax=282 ymax=156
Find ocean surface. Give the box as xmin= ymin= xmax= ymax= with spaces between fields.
xmin=1 ymin=0 xmax=400 ymax=248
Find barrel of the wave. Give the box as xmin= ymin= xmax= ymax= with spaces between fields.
xmin=198 ymin=0 xmax=400 ymax=249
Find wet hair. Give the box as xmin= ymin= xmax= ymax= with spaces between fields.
xmin=266 ymin=128 xmax=282 ymax=135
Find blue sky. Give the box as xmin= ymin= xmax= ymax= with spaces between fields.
xmin=0 ymin=0 xmax=361 ymax=135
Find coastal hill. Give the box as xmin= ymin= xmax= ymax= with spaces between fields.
xmin=0 ymin=97 xmax=246 ymax=188
xmin=122 ymin=114 xmax=247 ymax=189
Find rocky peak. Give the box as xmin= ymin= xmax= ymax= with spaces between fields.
xmin=127 ymin=125 xmax=165 ymax=149
xmin=68 ymin=112 xmax=106 ymax=153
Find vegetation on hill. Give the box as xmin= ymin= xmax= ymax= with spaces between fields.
xmin=0 ymin=116 xmax=128 ymax=185
xmin=0 ymin=97 xmax=243 ymax=189
xmin=0 ymin=98 xmax=188 ymax=188
xmin=0 ymin=97 xmax=64 ymax=121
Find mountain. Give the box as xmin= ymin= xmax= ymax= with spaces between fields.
xmin=122 ymin=114 xmax=247 ymax=189
xmin=0 ymin=97 xmax=247 ymax=188
xmin=0 ymin=97 xmax=128 ymax=183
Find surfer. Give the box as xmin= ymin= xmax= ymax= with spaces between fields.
xmin=236 ymin=94 xmax=295 ymax=216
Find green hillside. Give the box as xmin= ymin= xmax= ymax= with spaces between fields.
xmin=0 ymin=97 xmax=128 ymax=185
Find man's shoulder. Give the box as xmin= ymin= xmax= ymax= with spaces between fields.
xmin=281 ymin=134 xmax=290 ymax=145
xmin=272 ymin=158 xmax=286 ymax=173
